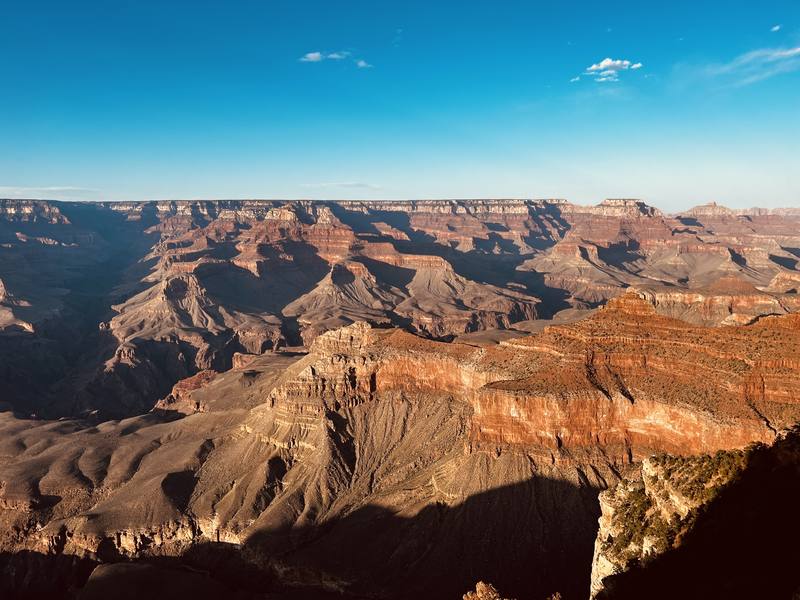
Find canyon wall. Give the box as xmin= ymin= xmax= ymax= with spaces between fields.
xmin=2 ymin=197 xmax=800 ymax=597
xmin=2 ymin=198 xmax=800 ymax=420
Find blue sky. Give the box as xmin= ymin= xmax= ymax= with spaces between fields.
xmin=1 ymin=0 xmax=798 ymax=211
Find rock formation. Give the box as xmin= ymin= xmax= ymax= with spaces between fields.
xmin=2 ymin=198 xmax=800 ymax=598
xmin=464 ymin=581 xmax=517 ymax=600
xmin=632 ymin=276 xmax=800 ymax=326
xmin=2 ymin=198 xmax=800 ymax=420
xmin=590 ymin=427 xmax=800 ymax=600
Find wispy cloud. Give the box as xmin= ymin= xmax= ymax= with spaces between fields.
xmin=580 ymin=57 xmax=644 ymax=82
xmin=300 ymin=182 xmax=383 ymax=191
xmin=771 ymin=24 xmax=782 ymax=32
xmin=703 ymin=45 xmax=800 ymax=86
xmin=570 ymin=76 xmax=581 ymax=83
xmin=0 ymin=186 xmax=99 ymax=199
xmin=299 ymin=50 xmax=351 ymax=63
xmin=299 ymin=51 xmax=372 ymax=69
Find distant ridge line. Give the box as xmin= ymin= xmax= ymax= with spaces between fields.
xmin=0 ymin=197 xmax=799 ymax=216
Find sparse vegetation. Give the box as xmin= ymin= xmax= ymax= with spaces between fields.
xmin=603 ymin=443 xmax=759 ymax=569
xmin=651 ymin=446 xmax=752 ymax=503
xmin=602 ymin=483 xmax=652 ymax=567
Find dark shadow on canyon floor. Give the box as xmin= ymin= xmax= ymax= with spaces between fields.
xmin=1 ymin=475 xmax=601 ymax=600
xmin=247 ymin=475 xmax=602 ymax=600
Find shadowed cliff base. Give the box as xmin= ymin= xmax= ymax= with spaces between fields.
xmin=595 ymin=428 xmax=800 ymax=600
xmin=245 ymin=475 xmax=600 ymax=600
xmin=0 ymin=476 xmax=599 ymax=600
xmin=0 ymin=551 xmax=98 ymax=600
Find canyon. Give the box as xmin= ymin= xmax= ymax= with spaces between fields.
xmin=1 ymin=198 xmax=800 ymax=599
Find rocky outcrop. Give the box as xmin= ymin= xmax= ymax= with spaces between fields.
xmin=589 ymin=449 xmax=749 ymax=597
xmin=590 ymin=427 xmax=800 ymax=600
xmin=463 ymin=581 xmax=517 ymax=600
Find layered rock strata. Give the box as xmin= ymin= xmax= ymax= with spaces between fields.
xmin=3 ymin=197 xmax=800 ymax=419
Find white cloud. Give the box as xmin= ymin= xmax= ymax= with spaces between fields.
xmin=300 ymin=51 xmax=323 ymax=63
xmin=300 ymin=51 xmax=372 ymax=69
xmin=581 ymin=57 xmax=643 ymax=82
xmin=771 ymin=24 xmax=782 ymax=32
xmin=705 ymin=45 xmax=800 ymax=86
xmin=587 ymin=58 xmax=633 ymax=72
xmin=299 ymin=50 xmax=351 ymax=63
xmin=570 ymin=76 xmax=581 ymax=82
